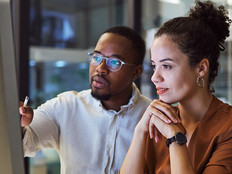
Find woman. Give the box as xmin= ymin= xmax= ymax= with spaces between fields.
xmin=120 ymin=0 xmax=232 ymax=174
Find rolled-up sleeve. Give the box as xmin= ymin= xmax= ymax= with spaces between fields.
xmin=23 ymin=101 xmax=60 ymax=157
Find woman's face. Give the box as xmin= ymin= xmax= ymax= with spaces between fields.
xmin=150 ymin=35 xmax=199 ymax=104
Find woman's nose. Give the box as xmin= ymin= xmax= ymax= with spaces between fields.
xmin=151 ymin=68 xmax=163 ymax=84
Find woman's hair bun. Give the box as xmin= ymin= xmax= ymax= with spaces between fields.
xmin=189 ymin=0 xmax=231 ymax=44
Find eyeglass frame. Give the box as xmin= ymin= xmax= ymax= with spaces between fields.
xmin=88 ymin=52 xmax=137 ymax=72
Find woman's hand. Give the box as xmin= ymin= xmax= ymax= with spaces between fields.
xmin=137 ymin=99 xmax=184 ymax=142
xmin=149 ymin=100 xmax=185 ymax=141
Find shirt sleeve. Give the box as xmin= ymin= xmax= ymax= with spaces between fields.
xmin=203 ymin=127 xmax=232 ymax=174
xmin=23 ymin=98 xmax=60 ymax=157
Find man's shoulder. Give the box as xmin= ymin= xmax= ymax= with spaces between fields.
xmin=132 ymin=83 xmax=152 ymax=105
xmin=135 ymin=92 xmax=152 ymax=105
xmin=58 ymin=89 xmax=91 ymax=98
xmin=139 ymin=94 xmax=152 ymax=102
xmin=54 ymin=89 xmax=94 ymax=105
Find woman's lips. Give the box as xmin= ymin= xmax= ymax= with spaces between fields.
xmin=156 ymin=87 xmax=169 ymax=95
xmin=92 ymin=76 xmax=108 ymax=88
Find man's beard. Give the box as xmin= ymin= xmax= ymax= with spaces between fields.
xmin=90 ymin=74 xmax=111 ymax=101
xmin=91 ymin=90 xmax=111 ymax=101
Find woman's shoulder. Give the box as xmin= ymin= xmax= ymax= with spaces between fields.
xmin=193 ymin=96 xmax=232 ymax=142
xmin=214 ymin=96 xmax=232 ymax=118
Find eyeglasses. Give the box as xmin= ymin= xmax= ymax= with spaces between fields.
xmin=88 ymin=52 xmax=136 ymax=72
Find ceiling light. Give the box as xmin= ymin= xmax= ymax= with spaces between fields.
xmin=159 ymin=0 xmax=181 ymax=4
xmin=228 ymin=0 xmax=232 ymax=6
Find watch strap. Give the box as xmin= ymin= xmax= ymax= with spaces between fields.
xmin=166 ymin=132 xmax=187 ymax=147
xmin=166 ymin=136 xmax=175 ymax=147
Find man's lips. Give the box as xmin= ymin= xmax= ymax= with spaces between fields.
xmin=156 ymin=87 xmax=169 ymax=95
xmin=92 ymin=75 xmax=109 ymax=88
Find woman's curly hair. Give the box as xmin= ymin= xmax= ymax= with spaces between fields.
xmin=154 ymin=0 xmax=232 ymax=89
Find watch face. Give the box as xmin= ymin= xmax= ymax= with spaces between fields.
xmin=175 ymin=132 xmax=187 ymax=145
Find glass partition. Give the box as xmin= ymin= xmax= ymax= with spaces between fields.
xmin=28 ymin=0 xmax=232 ymax=173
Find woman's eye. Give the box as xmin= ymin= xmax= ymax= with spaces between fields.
xmin=163 ymin=64 xmax=172 ymax=70
xmin=151 ymin=64 xmax=156 ymax=71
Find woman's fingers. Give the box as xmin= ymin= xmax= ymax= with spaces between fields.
xmin=150 ymin=100 xmax=180 ymax=123
xmin=154 ymin=127 xmax=162 ymax=142
xmin=139 ymin=99 xmax=180 ymax=138
xmin=149 ymin=106 xmax=172 ymax=124
xmin=149 ymin=112 xmax=186 ymax=140
xmin=149 ymin=115 xmax=163 ymax=140
xmin=149 ymin=118 xmax=155 ymax=139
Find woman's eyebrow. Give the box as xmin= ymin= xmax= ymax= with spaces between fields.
xmin=151 ymin=58 xmax=174 ymax=63
xmin=159 ymin=58 xmax=174 ymax=62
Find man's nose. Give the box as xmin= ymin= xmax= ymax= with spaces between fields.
xmin=96 ymin=59 xmax=109 ymax=74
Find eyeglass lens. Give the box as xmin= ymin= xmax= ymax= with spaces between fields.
xmin=90 ymin=53 xmax=123 ymax=71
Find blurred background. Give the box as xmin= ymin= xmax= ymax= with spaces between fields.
xmin=12 ymin=0 xmax=232 ymax=173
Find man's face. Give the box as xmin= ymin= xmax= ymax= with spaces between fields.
xmin=89 ymin=33 xmax=141 ymax=101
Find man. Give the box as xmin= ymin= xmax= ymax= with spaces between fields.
xmin=20 ymin=26 xmax=151 ymax=174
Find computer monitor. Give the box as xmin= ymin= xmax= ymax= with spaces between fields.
xmin=0 ymin=0 xmax=25 ymax=173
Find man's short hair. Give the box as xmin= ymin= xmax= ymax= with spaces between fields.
xmin=103 ymin=26 xmax=145 ymax=65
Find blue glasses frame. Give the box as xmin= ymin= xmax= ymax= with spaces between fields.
xmin=88 ymin=52 xmax=136 ymax=72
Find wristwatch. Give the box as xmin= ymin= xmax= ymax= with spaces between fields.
xmin=166 ymin=132 xmax=187 ymax=147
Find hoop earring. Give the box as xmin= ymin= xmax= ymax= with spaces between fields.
xmin=196 ymin=76 xmax=205 ymax=88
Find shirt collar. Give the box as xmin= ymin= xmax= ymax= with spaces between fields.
xmin=121 ymin=82 xmax=139 ymax=108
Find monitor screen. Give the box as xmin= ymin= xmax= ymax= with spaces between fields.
xmin=0 ymin=0 xmax=25 ymax=173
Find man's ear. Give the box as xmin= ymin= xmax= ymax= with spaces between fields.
xmin=132 ymin=65 xmax=143 ymax=80
xmin=198 ymin=58 xmax=209 ymax=77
